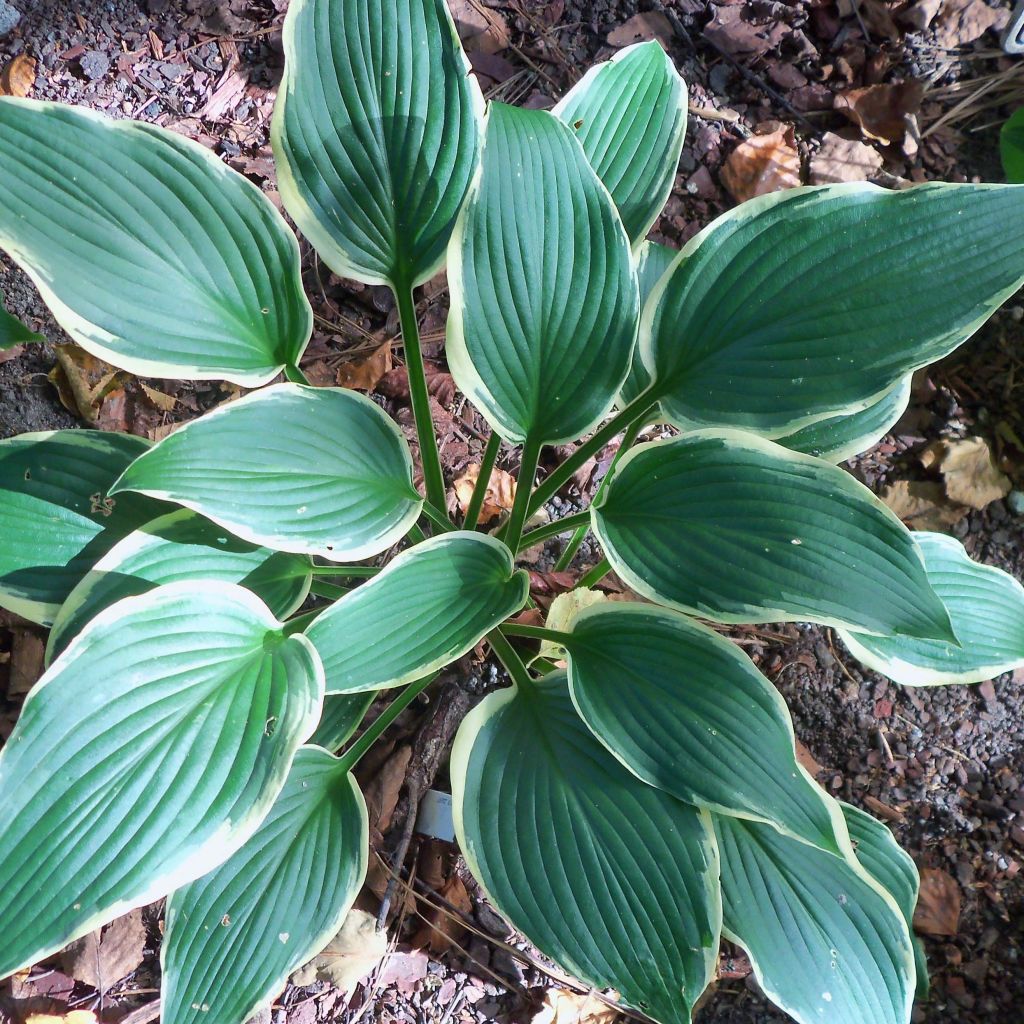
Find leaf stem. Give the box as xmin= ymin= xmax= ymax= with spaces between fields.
xmin=338 ymin=674 xmax=436 ymax=773
xmin=311 ymin=565 xmax=381 ymax=578
xmin=503 ymin=436 xmax=543 ymax=554
xmin=407 ymin=522 xmax=427 ymax=545
xmin=422 ymin=501 xmax=456 ymax=533
xmin=553 ymin=420 xmax=641 ymax=571
xmin=310 ymin=579 xmax=349 ymax=599
xmin=500 ymin=623 xmax=571 ymax=645
xmin=578 ymin=557 xmax=611 ymax=589
xmin=284 ymin=363 xmax=310 ymax=385
xmin=464 ymin=432 xmax=501 ymax=531
xmin=395 ymin=285 xmax=448 ymax=518
xmin=526 ymin=393 xmax=656 ymax=519
xmin=487 ymin=629 xmax=536 ymax=694
xmin=517 ymin=511 xmax=591 ymax=551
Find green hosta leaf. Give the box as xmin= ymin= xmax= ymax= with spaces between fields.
xmin=618 ymin=239 xmax=674 ymax=409
xmin=0 ymin=582 xmax=323 ymax=979
xmin=554 ymin=41 xmax=686 ymax=245
xmin=0 ymin=430 xmax=166 ymax=625
xmin=593 ymin=432 xmax=953 ymax=639
xmin=565 ymin=604 xmax=846 ymax=856
xmin=842 ymin=802 xmax=928 ymax=995
xmin=715 ymin=814 xmax=916 ymax=1024
xmin=310 ymin=693 xmax=374 ymax=752
xmin=47 ymin=510 xmax=313 ymax=662
xmin=307 ymin=533 xmax=527 ymax=693
xmin=452 ymin=673 xmax=720 ymax=1023
xmin=778 ymin=376 xmax=912 ymax=463
xmin=447 ymin=103 xmax=639 ymax=446
xmin=643 ymin=183 xmax=1024 ymax=435
xmin=112 ymin=384 xmax=421 ymax=560
xmin=0 ymin=288 xmax=43 ymax=349
xmin=1002 ymin=108 xmax=1024 ymax=183
xmin=840 ymin=531 xmax=1024 ymax=685
xmin=162 ymin=747 xmax=366 ymax=1024
xmin=273 ymin=0 xmax=483 ymax=288
xmin=0 ymin=98 xmax=310 ymax=385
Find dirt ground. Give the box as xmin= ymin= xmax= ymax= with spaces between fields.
xmin=2 ymin=1 xmax=1024 ymax=1023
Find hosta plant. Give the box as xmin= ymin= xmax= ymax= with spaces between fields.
xmin=1 ymin=3 xmax=1024 ymax=1023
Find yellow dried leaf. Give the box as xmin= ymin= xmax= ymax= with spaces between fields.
xmin=453 ymin=462 xmax=516 ymax=524
xmin=26 ymin=1012 xmax=98 ymax=1024
xmin=919 ymin=436 xmax=1011 ymax=510
xmin=720 ymin=127 xmax=801 ymax=203
xmin=532 ymin=988 xmax=620 ymax=1024
xmin=336 ymin=340 xmax=393 ymax=392
xmin=291 ymin=908 xmax=387 ymax=993
xmin=0 ymin=55 xmax=37 ymax=98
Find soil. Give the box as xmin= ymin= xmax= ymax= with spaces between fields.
xmin=2 ymin=2 xmax=1024 ymax=1024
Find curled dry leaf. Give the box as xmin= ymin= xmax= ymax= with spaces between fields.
xmin=291 ymin=908 xmax=388 ymax=992
xmin=836 ymin=81 xmax=925 ymax=145
xmin=913 ymin=867 xmax=961 ymax=937
xmin=881 ymin=479 xmax=969 ymax=530
xmin=453 ymin=462 xmax=517 ymax=524
xmin=0 ymin=54 xmax=37 ymax=98
xmin=336 ymin=339 xmax=393 ymax=392
xmin=532 ymin=988 xmax=621 ymax=1024
xmin=837 ymin=0 xmax=901 ymax=40
xmin=809 ymin=132 xmax=884 ymax=184
xmin=920 ymin=436 xmax=1011 ymax=509
xmin=720 ymin=126 xmax=801 ymax=203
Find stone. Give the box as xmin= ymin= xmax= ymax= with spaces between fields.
xmin=0 ymin=1 xmax=22 ymax=38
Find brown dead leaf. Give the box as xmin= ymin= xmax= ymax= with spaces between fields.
xmin=607 ymin=11 xmax=674 ymax=47
xmin=410 ymin=842 xmax=473 ymax=954
xmin=291 ymin=909 xmax=388 ymax=992
xmin=794 ymin=738 xmax=828 ymax=780
xmin=49 ymin=345 xmax=122 ymax=425
xmin=453 ymin=463 xmax=516 ymax=525
xmin=809 ymin=132 xmax=884 ymax=184
xmin=920 ymin=436 xmax=1011 ymax=509
xmin=378 ymin=361 xmax=456 ymax=407
xmin=376 ymin=949 xmax=430 ymax=995
xmin=720 ymin=127 xmax=801 ymax=203
xmin=704 ymin=5 xmax=790 ymax=56
xmin=880 ymin=480 xmax=969 ymax=530
xmin=532 ymin=988 xmax=620 ymax=1024
xmin=449 ymin=0 xmax=511 ymax=54
xmin=60 ymin=909 xmax=146 ymax=993
xmin=336 ymin=340 xmax=393 ymax=392
xmin=836 ymin=81 xmax=925 ymax=145
xmin=8 ymin=626 xmax=45 ymax=698
xmin=899 ymin=0 xmax=942 ymax=30
xmin=914 ymin=867 xmax=961 ymax=936
xmin=139 ymin=383 xmax=176 ymax=412
xmin=363 ymin=743 xmax=411 ymax=837
xmin=0 ymin=55 xmax=37 ymax=98
xmin=933 ymin=0 xmax=1005 ymax=48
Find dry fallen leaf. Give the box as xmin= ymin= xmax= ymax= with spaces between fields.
xmin=25 ymin=1013 xmax=98 ymax=1024
xmin=448 ymin=0 xmax=511 ymax=54
xmin=920 ymin=436 xmax=1011 ymax=510
xmin=607 ymin=11 xmax=674 ymax=47
xmin=0 ymin=54 xmax=37 ymax=98
xmin=914 ymin=867 xmax=961 ymax=936
xmin=837 ymin=0 xmax=902 ymax=40
xmin=808 ymin=132 xmax=884 ymax=184
xmin=60 ymin=908 xmax=147 ymax=993
xmin=720 ymin=127 xmax=801 ymax=203
xmin=794 ymin=738 xmax=828 ymax=781
xmin=532 ymin=988 xmax=621 ymax=1024
xmin=291 ymin=909 xmax=388 ymax=992
xmin=335 ymin=340 xmax=393 ymax=392
xmin=362 ymin=743 xmax=411 ymax=835
xmin=880 ymin=479 xmax=969 ymax=531
xmin=453 ymin=463 xmax=516 ymax=525
xmin=410 ymin=841 xmax=473 ymax=954
xmin=836 ymin=81 xmax=925 ymax=145
xmin=933 ymin=0 xmax=1005 ymax=48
